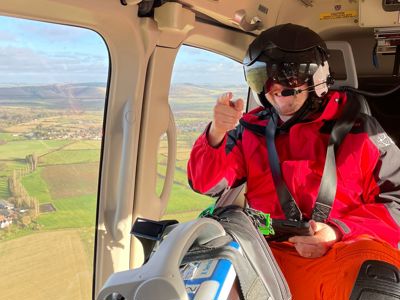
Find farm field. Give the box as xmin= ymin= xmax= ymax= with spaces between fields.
xmin=0 ymin=230 xmax=92 ymax=300
xmin=0 ymin=98 xmax=110 ymax=299
xmin=0 ymin=82 xmax=240 ymax=298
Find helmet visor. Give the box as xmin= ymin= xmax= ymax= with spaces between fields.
xmin=244 ymin=61 xmax=319 ymax=93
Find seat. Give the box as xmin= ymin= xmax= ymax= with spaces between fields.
xmin=326 ymin=40 xmax=372 ymax=116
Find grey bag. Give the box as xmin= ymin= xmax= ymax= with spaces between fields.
xmin=97 ymin=205 xmax=291 ymax=300
xmin=195 ymin=205 xmax=291 ymax=300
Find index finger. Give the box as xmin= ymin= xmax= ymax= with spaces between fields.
xmin=233 ymin=98 xmax=244 ymax=112
xmin=217 ymin=92 xmax=233 ymax=105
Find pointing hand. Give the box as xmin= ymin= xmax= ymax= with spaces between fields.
xmin=208 ymin=92 xmax=244 ymax=147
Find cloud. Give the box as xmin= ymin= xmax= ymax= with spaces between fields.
xmin=172 ymin=49 xmax=246 ymax=86
xmin=0 ymin=17 xmax=108 ymax=84
xmin=0 ymin=19 xmax=245 ymax=88
xmin=0 ymin=46 xmax=108 ymax=84
xmin=0 ymin=29 xmax=16 ymax=41
xmin=172 ymin=61 xmax=246 ymax=86
xmin=15 ymin=21 xmax=90 ymax=42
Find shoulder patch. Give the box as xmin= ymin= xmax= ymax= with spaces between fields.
xmin=359 ymin=114 xmax=396 ymax=149
xmin=371 ymin=133 xmax=395 ymax=148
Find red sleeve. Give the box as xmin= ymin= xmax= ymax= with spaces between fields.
xmin=187 ymin=123 xmax=247 ymax=197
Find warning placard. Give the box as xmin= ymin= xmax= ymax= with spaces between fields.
xmin=320 ymin=10 xmax=357 ymax=20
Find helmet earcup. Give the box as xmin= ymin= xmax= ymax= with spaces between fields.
xmin=312 ymin=61 xmax=332 ymax=97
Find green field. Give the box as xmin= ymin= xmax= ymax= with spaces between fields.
xmin=0 ymin=160 xmax=28 ymax=177
xmin=0 ymin=100 xmax=215 ymax=300
xmin=0 ymin=132 xmax=25 ymax=142
xmin=21 ymin=167 xmax=52 ymax=203
xmin=157 ymin=139 xmax=214 ymax=221
xmin=63 ymin=140 xmax=101 ymax=150
xmin=38 ymin=195 xmax=96 ymax=229
xmin=0 ymin=177 xmax=9 ymax=198
xmin=42 ymin=163 xmax=99 ymax=198
xmin=2 ymin=135 xmax=210 ymax=235
xmin=0 ymin=139 xmax=68 ymax=160
xmin=0 ymin=111 xmax=214 ymax=235
xmin=0 ymin=78 xmax=248 ymax=300
xmin=40 ymin=149 xmax=100 ymax=165
xmin=20 ymin=162 xmax=99 ymax=231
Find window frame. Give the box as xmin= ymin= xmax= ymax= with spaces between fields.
xmin=0 ymin=1 xmax=155 ymax=297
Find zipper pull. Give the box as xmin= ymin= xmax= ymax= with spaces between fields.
xmin=258 ymin=213 xmax=275 ymax=236
xmin=198 ymin=204 xmax=216 ymax=218
xmin=245 ymin=208 xmax=275 ymax=236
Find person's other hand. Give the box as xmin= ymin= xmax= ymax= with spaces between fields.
xmin=288 ymin=220 xmax=342 ymax=258
xmin=208 ymin=92 xmax=244 ymax=147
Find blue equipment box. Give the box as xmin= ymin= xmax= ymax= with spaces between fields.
xmin=180 ymin=241 xmax=240 ymax=300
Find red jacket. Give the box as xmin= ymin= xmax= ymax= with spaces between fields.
xmin=188 ymin=91 xmax=400 ymax=248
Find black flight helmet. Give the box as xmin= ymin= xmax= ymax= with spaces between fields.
xmin=243 ymin=23 xmax=332 ymax=107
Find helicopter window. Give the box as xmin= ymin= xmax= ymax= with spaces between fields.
xmin=158 ymin=45 xmax=248 ymax=222
xmin=0 ymin=16 xmax=109 ymax=300
xmin=328 ymin=49 xmax=347 ymax=80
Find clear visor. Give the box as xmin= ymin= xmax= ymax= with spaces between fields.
xmin=244 ymin=61 xmax=319 ymax=93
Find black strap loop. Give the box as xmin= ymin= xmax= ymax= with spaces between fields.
xmin=265 ymin=111 xmax=302 ymax=221
xmin=311 ymin=92 xmax=361 ymax=221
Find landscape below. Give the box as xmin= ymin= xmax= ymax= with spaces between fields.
xmin=0 ymin=82 xmax=247 ymax=299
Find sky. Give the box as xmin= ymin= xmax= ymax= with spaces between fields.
xmin=0 ymin=16 xmax=248 ymax=88
xmin=0 ymin=16 xmax=108 ymax=85
xmin=171 ymin=46 xmax=247 ymax=87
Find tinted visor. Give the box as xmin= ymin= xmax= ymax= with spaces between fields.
xmin=244 ymin=61 xmax=318 ymax=93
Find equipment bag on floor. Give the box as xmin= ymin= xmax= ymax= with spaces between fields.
xmin=97 ymin=205 xmax=291 ymax=300
xmin=195 ymin=204 xmax=291 ymax=300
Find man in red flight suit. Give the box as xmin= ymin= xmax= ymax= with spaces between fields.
xmin=187 ymin=23 xmax=400 ymax=299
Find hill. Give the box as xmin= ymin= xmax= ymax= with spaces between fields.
xmin=0 ymin=83 xmax=107 ymax=110
xmin=0 ymin=83 xmax=106 ymax=100
xmin=169 ymin=83 xmax=248 ymax=102
xmin=0 ymin=82 xmax=248 ymax=110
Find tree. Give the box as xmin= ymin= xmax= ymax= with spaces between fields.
xmin=20 ymin=215 xmax=31 ymax=227
xmin=32 ymin=153 xmax=38 ymax=171
xmin=25 ymin=153 xmax=38 ymax=172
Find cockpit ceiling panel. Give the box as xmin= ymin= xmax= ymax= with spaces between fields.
xmin=175 ymin=0 xmax=282 ymax=32
xmin=173 ymin=0 xmax=400 ymax=34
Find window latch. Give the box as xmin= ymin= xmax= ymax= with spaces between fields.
xmin=232 ymin=9 xmax=262 ymax=32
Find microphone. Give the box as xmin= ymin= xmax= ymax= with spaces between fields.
xmin=278 ymin=80 xmax=331 ymax=97
xmin=280 ymin=88 xmax=303 ymax=97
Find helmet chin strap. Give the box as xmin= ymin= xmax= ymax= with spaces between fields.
xmin=257 ymin=91 xmax=272 ymax=108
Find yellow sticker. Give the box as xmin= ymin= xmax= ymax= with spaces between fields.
xmin=320 ymin=10 xmax=358 ymax=20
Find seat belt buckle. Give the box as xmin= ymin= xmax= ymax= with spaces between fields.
xmin=312 ymin=202 xmax=332 ymax=222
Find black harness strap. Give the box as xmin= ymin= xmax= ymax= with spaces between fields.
xmin=312 ymin=92 xmax=361 ymax=221
xmin=265 ymin=112 xmax=302 ymax=221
